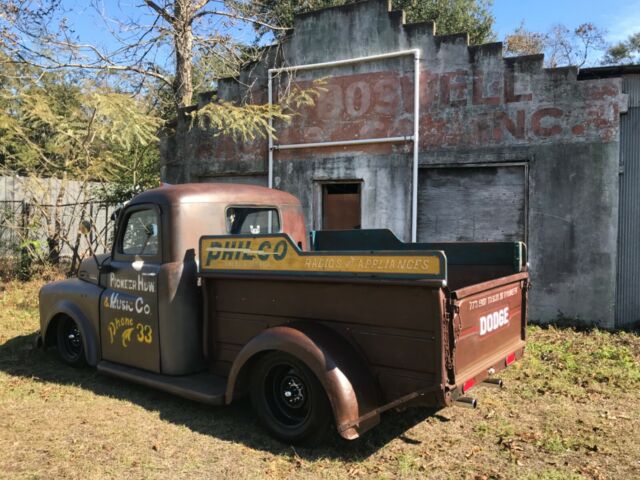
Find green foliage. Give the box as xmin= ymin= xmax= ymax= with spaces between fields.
xmin=96 ymin=142 xmax=161 ymax=204
xmin=192 ymin=79 xmax=326 ymax=141
xmin=523 ymin=469 xmax=588 ymax=480
xmin=0 ymin=69 xmax=161 ymax=181
xmin=84 ymin=91 xmax=161 ymax=151
xmin=17 ymin=239 xmax=45 ymax=281
xmin=255 ymin=0 xmax=495 ymax=45
xmin=396 ymin=0 xmax=495 ymax=44
xmin=193 ymin=101 xmax=288 ymax=142
xmin=0 ymin=51 xmax=164 ymax=273
xmin=0 ymin=53 xmax=162 ymax=190
xmin=603 ymin=32 xmax=640 ymax=65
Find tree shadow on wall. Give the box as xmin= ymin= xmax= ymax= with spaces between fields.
xmin=0 ymin=331 xmax=450 ymax=461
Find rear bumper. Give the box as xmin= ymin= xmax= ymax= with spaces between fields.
xmin=449 ymin=342 xmax=525 ymax=402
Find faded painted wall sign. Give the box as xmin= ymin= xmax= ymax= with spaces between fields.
xmin=199 ymin=234 xmax=446 ymax=280
xmin=194 ymin=67 xmax=623 ymax=174
xmin=273 ymin=70 xmax=623 ymax=149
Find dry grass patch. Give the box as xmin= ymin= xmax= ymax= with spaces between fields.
xmin=1 ymin=279 xmax=639 ymax=479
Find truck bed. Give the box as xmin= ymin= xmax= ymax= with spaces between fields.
xmin=198 ymin=230 xmax=529 ymax=431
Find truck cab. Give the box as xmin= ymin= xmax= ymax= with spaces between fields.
xmin=39 ymin=183 xmax=307 ymax=375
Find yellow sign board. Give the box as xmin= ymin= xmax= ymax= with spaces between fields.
xmin=199 ymin=234 xmax=446 ymax=280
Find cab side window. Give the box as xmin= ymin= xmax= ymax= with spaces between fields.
xmin=226 ymin=207 xmax=280 ymax=234
xmin=120 ymin=209 xmax=159 ymax=256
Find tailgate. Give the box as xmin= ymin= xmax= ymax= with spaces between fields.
xmin=448 ymin=272 xmax=529 ymax=392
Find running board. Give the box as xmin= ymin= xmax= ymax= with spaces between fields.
xmin=97 ymin=361 xmax=227 ymax=406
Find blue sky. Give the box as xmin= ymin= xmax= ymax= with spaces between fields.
xmin=493 ymin=0 xmax=640 ymax=42
xmin=59 ymin=0 xmax=640 ymax=62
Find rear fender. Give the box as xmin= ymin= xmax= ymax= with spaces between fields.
xmin=226 ymin=322 xmax=380 ymax=440
xmin=42 ymin=300 xmax=100 ymax=366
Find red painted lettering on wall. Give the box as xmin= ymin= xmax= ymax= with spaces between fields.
xmin=373 ymin=78 xmax=400 ymax=115
xmin=345 ymin=81 xmax=371 ymax=117
xmin=532 ymin=108 xmax=563 ymax=137
xmin=440 ymin=70 xmax=468 ymax=107
xmin=504 ymin=66 xmax=533 ymax=103
xmin=267 ymin=68 xmax=619 ymax=151
xmin=473 ymin=71 xmax=501 ymax=106
xmin=496 ymin=110 xmax=526 ymax=140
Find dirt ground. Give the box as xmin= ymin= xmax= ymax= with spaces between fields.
xmin=1 ymin=278 xmax=639 ymax=480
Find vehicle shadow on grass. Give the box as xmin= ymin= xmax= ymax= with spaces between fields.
xmin=0 ymin=332 xmax=449 ymax=461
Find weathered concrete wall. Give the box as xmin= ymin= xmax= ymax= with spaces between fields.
xmin=161 ymin=0 xmax=627 ymax=328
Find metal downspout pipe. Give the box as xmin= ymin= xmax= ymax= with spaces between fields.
xmin=267 ymin=49 xmax=421 ymax=241
xmin=412 ymin=52 xmax=420 ymax=242
xmin=267 ymin=73 xmax=274 ymax=189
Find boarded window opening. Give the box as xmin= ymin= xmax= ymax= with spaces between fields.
xmin=322 ymin=182 xmax=362 ymax=230
xmin=418 ymin=165 xmax=527 ymax=242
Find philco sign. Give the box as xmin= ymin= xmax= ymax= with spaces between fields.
xmin=199 ymin=234 xmax=446 ymax=280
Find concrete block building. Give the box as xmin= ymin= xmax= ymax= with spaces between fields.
xmin=160 ymin=0 xmax=638 ymax=329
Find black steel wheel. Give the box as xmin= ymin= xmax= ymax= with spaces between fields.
xmin=56 ymin=316 xmax=86 ymax=367
xmin=250 ymin=352 xmax=330 ymax=444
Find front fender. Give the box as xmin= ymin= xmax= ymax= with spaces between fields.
xmin=225 ymin=322 xmax=380 ymax=440
xmin=39 ymin=279 xmax=102 ymax=366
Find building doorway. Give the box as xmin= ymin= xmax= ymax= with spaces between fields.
xmin=321 ymin=182 xmax=362 ymax=230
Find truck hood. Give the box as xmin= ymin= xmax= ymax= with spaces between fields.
xmin=78 ymin=254 xmax=110 ymax=285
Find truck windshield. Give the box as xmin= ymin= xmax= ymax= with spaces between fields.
xmin=226 ymin=207 xmax=280 ymax=235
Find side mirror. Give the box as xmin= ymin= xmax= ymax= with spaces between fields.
xmin=79 ymin=219 xmax=92 ymax=236
xmin=144 ymin=223 xmax=158 ymax=237
xmin=78 ymin=219 xmax=101 ymax=269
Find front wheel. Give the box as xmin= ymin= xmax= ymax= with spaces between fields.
xmin=250 ymin=352 xmax=330 ymax=444
xmin=56 ymin=316 xmax=87 ymax=367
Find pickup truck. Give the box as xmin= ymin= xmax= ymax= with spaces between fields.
xmin=38 ymin=183 xmax=529 ymax=443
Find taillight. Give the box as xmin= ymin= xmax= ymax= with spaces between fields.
xmin=506 ymin=352 xmax=516 ymax=366
xmin=462 ymin=378 xmax=476 ymax=393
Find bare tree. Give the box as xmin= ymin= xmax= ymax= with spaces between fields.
xmin=504 ymin=21 xmax=607 ymax=68
xmin=504 ymin=21 xmax=546 ymax=56
xmin=1 ymin=1 xmax=289 ymax=109
xmin=546 ymin=23 xmax=607 ymax=68
xmin=1 ymin=1 xmax=326 ymax=170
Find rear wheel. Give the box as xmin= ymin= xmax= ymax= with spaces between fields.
xmin=250 ymin=352 xmax=330 ymax=444
xmin=56 ymin=316 xmax=86 ymax=367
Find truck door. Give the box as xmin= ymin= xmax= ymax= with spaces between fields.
xmin=100 ymin=204 xmax=161 ymax=372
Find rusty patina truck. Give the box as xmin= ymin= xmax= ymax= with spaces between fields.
xmin=38 ymin=183 xmax=529 ymax=443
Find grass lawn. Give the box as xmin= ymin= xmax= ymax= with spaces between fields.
xmin=1 ymin=278 xmax=639 ymax=479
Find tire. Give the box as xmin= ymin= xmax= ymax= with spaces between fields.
xmin=56 ymin=316 xmax=87 ymax=367
xmin=250 ymin=352 xmax=331 ymax=444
